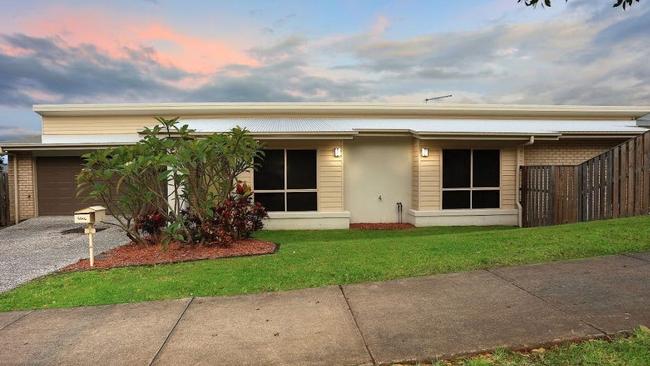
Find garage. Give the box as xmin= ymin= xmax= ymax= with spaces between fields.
xmin=36 ymin=156 xmax=98 ymax=216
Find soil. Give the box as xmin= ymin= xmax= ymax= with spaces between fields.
xmin=349 ymin=223 xmax=415 ymax=230
xmin=61 ymin=239 xmax=277 ymax=272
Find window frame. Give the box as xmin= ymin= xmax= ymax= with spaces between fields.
xmin=441 ymin=148 xmax=501 ymax=210
xmin=253 ymin=148 xmax=319 ymax=212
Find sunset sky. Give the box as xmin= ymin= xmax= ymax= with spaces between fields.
xmin=0 ymin=0 xmax=649 ymax=139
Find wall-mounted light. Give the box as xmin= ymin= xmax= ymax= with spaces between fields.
xmin=333 ymin=147 xmax=342 ymax=157
xmin=421 ymin=147 xmax=429 ymax=157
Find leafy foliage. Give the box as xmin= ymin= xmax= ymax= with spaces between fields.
xmin=77 ymin=117 xmax=265 ymax=246
xmin=181 ymin=182 xmax=268 ymax=245
xmin=518 ymin=0 xmax=640 ymax=9
xmin=134 ymin=211 xmax=167 ymax=243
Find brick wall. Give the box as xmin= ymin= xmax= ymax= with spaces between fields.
xmin=8 ymin=152 xmax=36 ymax=223
xmin=524 ymin=140 xmax=624 ymax=166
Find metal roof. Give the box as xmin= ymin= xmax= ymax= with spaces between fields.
xmin=181 ymin=118 xmax=647 ymax=136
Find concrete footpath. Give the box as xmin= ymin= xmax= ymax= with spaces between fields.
xmin=1 ymin=252 xmax=649 ymax=366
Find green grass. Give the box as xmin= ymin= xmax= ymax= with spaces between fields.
xmin=1 ymin=215 xmax=650 ymax=312
xmin=433 ymin=327 xmax=650 ymax=366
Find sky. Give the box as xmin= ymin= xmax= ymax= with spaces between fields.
xmin=0 ymin=0 xmax=649 ymax=140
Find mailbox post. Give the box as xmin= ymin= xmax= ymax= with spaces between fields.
xmin=74 ymin=206 xmax=106 ymax=268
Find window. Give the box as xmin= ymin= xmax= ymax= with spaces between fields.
xmin=254 ymin=149 xmax=317 ymax=211
xmin=442 ymin=149 xmax=500 ymax=209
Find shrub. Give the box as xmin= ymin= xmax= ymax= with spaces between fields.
xmin=77 ymin=117 xmax=264 ymax=246
xmin=181 ymin=182 xmax=268 ymax=246
xmin=215 ymin=182 xmax=268 ymax=242
xmin=134 ymin=211 xmax=168 ymax=243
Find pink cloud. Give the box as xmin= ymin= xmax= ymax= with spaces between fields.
xmin=22 ymin=88 xmax=61 ymax=103
xmin=17 ymin=7 xmax=258 ymax=76
xmin=371 ymin=15 xmax=391 ymax=36
xmin=0 ymin=42 xmax=33 ymax=57
xmin=137 ymin=23 xmax=259 ymax=73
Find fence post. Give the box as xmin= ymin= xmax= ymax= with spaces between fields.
xmin=521 ymin=166 xmax=528 ymax=227
xmin=0 ymin=171 xmax=7 ymax=227
xmin=644 ymin=132 xmax=650 ymax=214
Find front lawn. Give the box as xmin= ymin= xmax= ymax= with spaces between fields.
xmin=1 ymin=216 xmax=650 ymax=311
xmin=433 ymin=326 xmax=650 ymax=366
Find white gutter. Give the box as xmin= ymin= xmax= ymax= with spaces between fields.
xmin=33 ymin=102 xmax=650 ymax=119
xmin=516 ymin=136 xmax=535 ymax=227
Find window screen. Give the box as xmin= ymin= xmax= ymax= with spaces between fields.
xmin=473 ymin=150 xmax=500 ymax=187
xmin=254 ymin=149 xmax=317 ymax=212
xmin=472 ymin=190 xmax=500 ymax=209
xmin=287 ymin=192 xmax=317 ymax=211
xmin=287 ymin=150 xmax=317 ymax=189
xmin=442 ymin=148 xmax=500 ymax=209
xmin=254 ymin=150 xmax=284 ymax=190
xmin=255 ymin=193 xmax=285 ymax=212
xmin=443 ymin=149 xmax=471 ymax=188
xmin=442 ymin=191 xmax=471 ymax=209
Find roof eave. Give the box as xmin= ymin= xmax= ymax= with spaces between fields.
xmin=0 ymin=142 xmax=136 ymax=152
xmin=33 ymin=102 xmax=650 ymax=119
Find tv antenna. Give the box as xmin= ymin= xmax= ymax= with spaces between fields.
xmin=424 ymin=94 xmax=453 ymax=103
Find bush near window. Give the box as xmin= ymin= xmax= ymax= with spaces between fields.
xmin=134 ymin=211 xmax=167 ymax=244
xmin=182 ymin=182 xmax=267 ymax=245
xmin=77 ymin=117 xmax=266 ymax=246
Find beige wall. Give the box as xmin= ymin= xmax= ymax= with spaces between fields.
xmin=42 ymin=116 xmax=157 ymax=135
xmin=344 ymin=137 xmax=412 ymax=223
xmin=523 ymin=139 xmax=624 ymax=165
xmin=8 ymin=152 xmax=37 ymax=222
xmin=15 ymin=112 xmax=637 ymax=228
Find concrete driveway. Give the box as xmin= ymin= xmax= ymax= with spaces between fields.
xmin=0 ymin=217 xmax=128 ymax=292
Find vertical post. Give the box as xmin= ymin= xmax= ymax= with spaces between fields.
xmin=85 ymin=223 xmax=95 ymax=268
xmin=519 ymin=166 xmax=529 ymax=227
xmin=11 ymin=154 xmax=20 ymax=225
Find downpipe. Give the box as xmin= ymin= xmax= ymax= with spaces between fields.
xmin=516 ymin=136 xmax=535 ymax=227
xmin=396 ymin=202 xmax=403 ymax=224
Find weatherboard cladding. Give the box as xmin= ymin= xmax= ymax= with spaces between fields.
xmin=40 ymin=114 xmax=646 ymax=137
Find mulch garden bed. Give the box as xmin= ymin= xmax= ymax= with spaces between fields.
xmin=61 ymin=239 xmax=278 ymax=272
xmin=349 ymin=223 xmax=415 ymax=230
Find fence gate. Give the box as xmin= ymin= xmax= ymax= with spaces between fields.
xmin=520 ymin=130 xmax=650 ymax=227
xmin=521 ymin=166 xmax=578 ymax=227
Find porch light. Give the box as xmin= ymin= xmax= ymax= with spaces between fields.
xmin=421 ymin=147 xmax=429 ymax=157
xmin=333 ymin=147 xmax=342 ymax=157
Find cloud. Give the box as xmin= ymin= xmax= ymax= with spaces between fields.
xmin=14 ymin=8 xmax=257 ymax=74
xmin=258 ymin=12 xmax=296 ymax=34
xmin=0 ymin=126 xmax=40 ymax=142
xmin=0 ymin=31 xmax=370 ymax=107
xmin=370 ymin=15 xmax=390 ymax=36
xmin=248 ymin=36 xmax=306 ymax=63
xmin=0 ymin=1 xmax=649 ymax=110
xmin=321 ymin=2 xmax=650 ymax=105
xmin=0 ymin=34 xmax=189 ymax=106
xmin=187 ymin=65 xmax=370 ymax=103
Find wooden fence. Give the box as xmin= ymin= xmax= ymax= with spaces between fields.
xmin=0 ymin=171 xmax=8 ymax=227
xmin=521 ymin=131 xmax=650 ymax=227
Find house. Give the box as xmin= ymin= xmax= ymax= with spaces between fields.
xmin=1 ymin=103 xmax=649 ymax=229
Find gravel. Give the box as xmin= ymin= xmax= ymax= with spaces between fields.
xmin=0 ymin=216 xmax=129 ymax=292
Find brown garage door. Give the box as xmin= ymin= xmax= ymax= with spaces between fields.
xmin=37 ymin=156 xmax=100 ymax=216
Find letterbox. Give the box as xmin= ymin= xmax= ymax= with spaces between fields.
xmin=74 ymin=206 xmax=106 ymax=224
